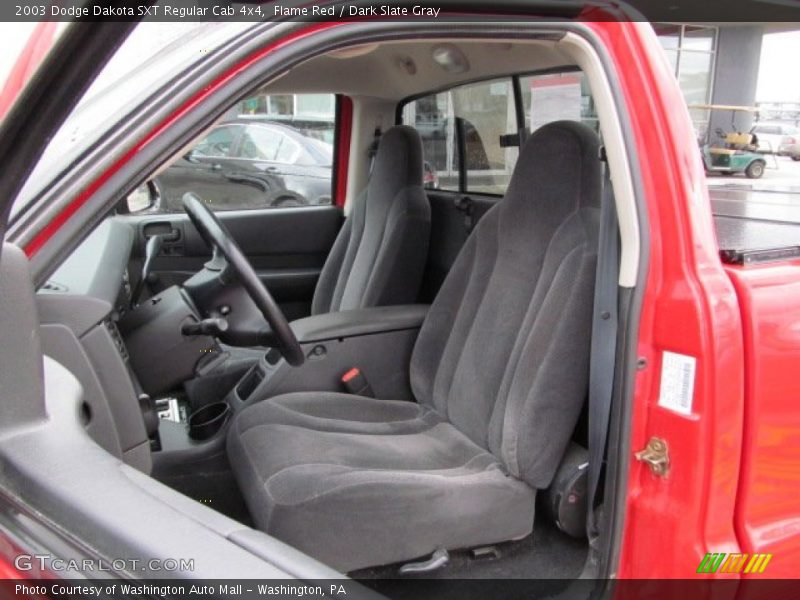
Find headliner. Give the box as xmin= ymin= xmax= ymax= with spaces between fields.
xmin=259 ymin=38 xmax=575 ymax=101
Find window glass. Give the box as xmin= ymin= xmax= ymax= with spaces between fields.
xmin=519 ymin=72 xmax=597 ymax=134
xmin=296 ymin=94 xmax=336 ymax=117
xmin=192 ymin=125 xmax=239 ymax=158
xmin=275 ymin=137 xmax=300 ymax=164
xmin=682 ymin=26 xmax=716 ymax=52
xmin=654 ymin=23 xmax=681 ymax=49
xmin=402 ymin=73 xmax=594 ymax=197
xmin=140 ymin=94 xmax=335 ymax=213
xmin=453 ymin=79 xmax=517 ymax=195
xmin=403 ymin=92 xmax=458 ymax=190
xmin=239 ymin=126 xmax=282 ymax=160
xmin=267 ymin=95 xmax=293 ymax=116
xmin=678 ymin=51 xmax=713 ymax=106
xmin=403 ymin=78 xmax=518 ymax=195
xmin=655 ymin=23 xmax=718 ymax=139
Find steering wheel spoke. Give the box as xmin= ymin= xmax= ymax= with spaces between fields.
xmin=181 ymin=193 xmax=305 ymax=366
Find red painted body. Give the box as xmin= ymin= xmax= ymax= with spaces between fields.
xmin=726 ymin=263 xmax=800 ymax=578
xmin=6 ymin=14 xmax=800 ymax=580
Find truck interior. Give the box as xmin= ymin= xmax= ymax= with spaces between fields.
xmin=1 ymin=23 xmax=642 ymax=584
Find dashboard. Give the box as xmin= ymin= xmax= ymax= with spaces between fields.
xmin=36 ymin=218 xmax=153 ymax=473
xmin=41 ymin=218 xmax=135 ymax=315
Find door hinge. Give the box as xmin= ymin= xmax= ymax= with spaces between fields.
xmin=635 ymin=437 xmax=670 ymax=477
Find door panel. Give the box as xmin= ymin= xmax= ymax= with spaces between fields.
xmin=127 ymin=205 xmax=342 ymax=320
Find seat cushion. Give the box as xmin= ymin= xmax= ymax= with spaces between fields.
xmin=227 ymin=393 xmax=535 ymax=572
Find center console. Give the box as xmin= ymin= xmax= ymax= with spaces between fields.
xmin=227 ymin=304 xmax=429 ymax=410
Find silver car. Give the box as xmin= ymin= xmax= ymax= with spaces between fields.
xmin=750 ymin=122 xmax=800 ymax=160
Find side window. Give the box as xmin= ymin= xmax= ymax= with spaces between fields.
xmin=140 ymin=94 xmax=336 ymax=213
xmin=239 ymin=126 xmax=282 ymax=160
xmin=402 ymin=72 xmax=595 ymax=197
xmin=403 ymin=78 xmax=517 ymax=195
xmin=519 ymin=72 xmax=598 ymax=135
xmin=275 ymin=137 xmax=301 ymax=164
xmin=453 ymin=79 xmax=517 ymax=195
xmin=192 ymin=125 xmax=239 ymax=158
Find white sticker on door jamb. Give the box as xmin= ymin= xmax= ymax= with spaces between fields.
xmin=658 ymin=351 xmax=696 ymax=416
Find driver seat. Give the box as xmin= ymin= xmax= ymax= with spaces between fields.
xmin=227 ymin=121 xmax=602 ymax=572
xmin=310 ymin=125 xmax=431 ymax=315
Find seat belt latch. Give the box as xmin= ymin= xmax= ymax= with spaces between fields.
xmin=341 ymin=368 xmax=374 ymax=397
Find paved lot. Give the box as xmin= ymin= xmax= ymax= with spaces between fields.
xmin=707 ymin=155 xmax=800 ymax=194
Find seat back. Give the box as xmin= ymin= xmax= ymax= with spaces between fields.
xmin=410 ymin=121 xmax=602 ymax=489
xmin=311 ymin=125 xmax=431 ymax=314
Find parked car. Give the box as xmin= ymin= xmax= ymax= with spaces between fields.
xmin=2 ymin=8 xmax=800 ymax=590
xmin=750 ymin=122 xmax=800 ymax=160
xmin=155 ymin=120 xmax=333 ymax=211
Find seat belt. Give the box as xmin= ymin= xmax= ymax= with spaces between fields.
xmin=367 ymin=127 xmax=382 ymax=173
xmin=585 ymin=146 xmax=620 ymax=562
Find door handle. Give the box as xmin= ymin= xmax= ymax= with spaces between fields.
xmin=142 ymin=221 xmax=181 ymax=243
xmin=211 ymin=163 xmax=223 ymax=171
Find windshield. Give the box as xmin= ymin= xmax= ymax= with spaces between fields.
xmin=10 ymin=21 xmax=252 ymax=220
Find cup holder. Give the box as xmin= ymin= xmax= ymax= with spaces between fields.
xmin=187 ymin=401 xmax=231 ymax=441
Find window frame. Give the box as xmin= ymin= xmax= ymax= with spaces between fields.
xmin=396 ymin=66 xmax=583 ymax=198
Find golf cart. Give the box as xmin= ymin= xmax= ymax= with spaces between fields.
xmin=695 ymin=104 xmax=775 ymax=179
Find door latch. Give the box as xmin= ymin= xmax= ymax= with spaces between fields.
xmin=635 ymin=437 xmax=670 ymax=477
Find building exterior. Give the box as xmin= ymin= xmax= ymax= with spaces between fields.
xmin=655 ymin=23 xmax=800 ymax=142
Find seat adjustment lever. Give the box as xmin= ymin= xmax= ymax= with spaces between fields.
xmin=398 ymin=548 xmax=450 ymax=575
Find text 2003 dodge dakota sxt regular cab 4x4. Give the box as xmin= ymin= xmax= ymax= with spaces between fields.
xmin=0 ymin=2 xmax=798 ymax=597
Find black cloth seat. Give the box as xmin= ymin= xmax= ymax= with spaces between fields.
xmin=228 ymin=121 xmax=603 ymax=572
xmin=311 ymin=125 xmax=431 ymax=314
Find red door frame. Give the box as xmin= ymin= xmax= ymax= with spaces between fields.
xmin=586 ymin=21 xmax=746 ymax=578
xmin=334 ymin=95 xmax=353 ymax=208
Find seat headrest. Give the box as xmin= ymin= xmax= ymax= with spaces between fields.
xmin=504 ymin=120 xmax=602 ymax=211
xmin=370 ymin=125 xmax=424 ymax=190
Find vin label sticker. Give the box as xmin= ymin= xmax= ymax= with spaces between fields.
xmin=658 ymin=351 xmax=697 ymax=416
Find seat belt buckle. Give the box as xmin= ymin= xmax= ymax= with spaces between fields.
xmin=341 ymin=368 xmax=374 ymax=397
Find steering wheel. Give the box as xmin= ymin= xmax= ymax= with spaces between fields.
xmin=182 ymin=193 xmax=305 ymax=366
